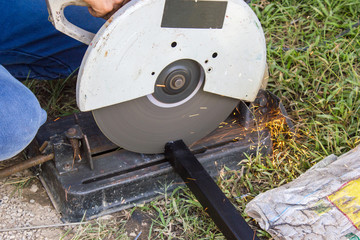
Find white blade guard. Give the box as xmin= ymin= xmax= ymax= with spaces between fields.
xmin=47 ymin=0 xmax=267 ymax=111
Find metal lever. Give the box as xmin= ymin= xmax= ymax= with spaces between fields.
xmin=165 ymin=140 xmax=259 ymax=240
xmin=46 ymin=0 xmax=95 ymax=44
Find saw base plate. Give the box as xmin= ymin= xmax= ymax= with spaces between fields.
xmin=30 ymin=90 xmax=286 ymax=222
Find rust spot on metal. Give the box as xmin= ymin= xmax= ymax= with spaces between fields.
xmin=65 ymin=186 xmax=71 ymax=202
xmin=39 ymin=141 xmax=49 ymax=153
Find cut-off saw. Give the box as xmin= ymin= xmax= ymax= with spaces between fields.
xmin=46 ymin=0 xmax=267 ymax=154
xmin=39 ymin=2 xmax=280 ymax=235
xmin=0 ymin=1 xmax=293 ymax=234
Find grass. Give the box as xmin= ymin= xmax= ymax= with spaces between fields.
xmin=21 ymin=0 xmax=360 ymax=238
xmin=4 ymin=175 xmax=35 ymax=198
xmin=0 ymin=153 xmax=35 ymax=197
xmin=140 ymin=186 xmax=224 ymax=239
xmin=24 ymin=72 xmax=79 ymax=119
xmin=60 ymin=217 xmax=129 ymax=240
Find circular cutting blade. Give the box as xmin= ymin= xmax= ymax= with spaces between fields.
xmin=92 ymin=89 xmax=239 ymax=154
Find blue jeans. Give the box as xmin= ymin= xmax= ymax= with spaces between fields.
xmin=0 ymin=1 xmax=104 ymax=160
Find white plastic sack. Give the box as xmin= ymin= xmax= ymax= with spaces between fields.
xmin=245 ymin=145 xmax=360 ymax=240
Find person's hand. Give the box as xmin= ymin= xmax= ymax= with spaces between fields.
xmin=83 ymin=0 xmax=131 ymax=19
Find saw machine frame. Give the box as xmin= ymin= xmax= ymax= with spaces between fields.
xmin=27 ymin=90 xmax=291 ymax=222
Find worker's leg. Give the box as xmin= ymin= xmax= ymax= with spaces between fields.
xmin=0 ymin=2 xmax=104 ymax=160
xmin=0 ymin=65 xmax=47 ymax=160
xmin=0 ymin=1 xmax=105 ymax=80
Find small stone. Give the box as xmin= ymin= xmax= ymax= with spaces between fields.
xmin=30 ymin=199 xmax=35 ymax=204
xmin=129 ymin=232 xmax=137 ymax=237
xmin=30 ymin=184 xmax=39 ymax=193
xmin=99 ymin=215 xmax=113 ymax=220
xmin=18 ymin=209 xmax=23 ymax=213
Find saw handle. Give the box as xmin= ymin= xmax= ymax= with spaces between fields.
xmin=46 ymin=0 xmax=95 ymax=45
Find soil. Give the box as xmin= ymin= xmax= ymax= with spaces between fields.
xmin=0 ymin=168 xmax=64 ymax=240
xmin=123 ymin=210 xmax=153 ymax=240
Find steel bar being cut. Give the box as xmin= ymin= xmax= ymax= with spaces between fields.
xmin=165 ymin=140 xmax=260 ymax=240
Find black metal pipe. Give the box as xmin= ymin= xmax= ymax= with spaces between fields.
xmin=165 ymin=140 xmax=259 ymax=240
